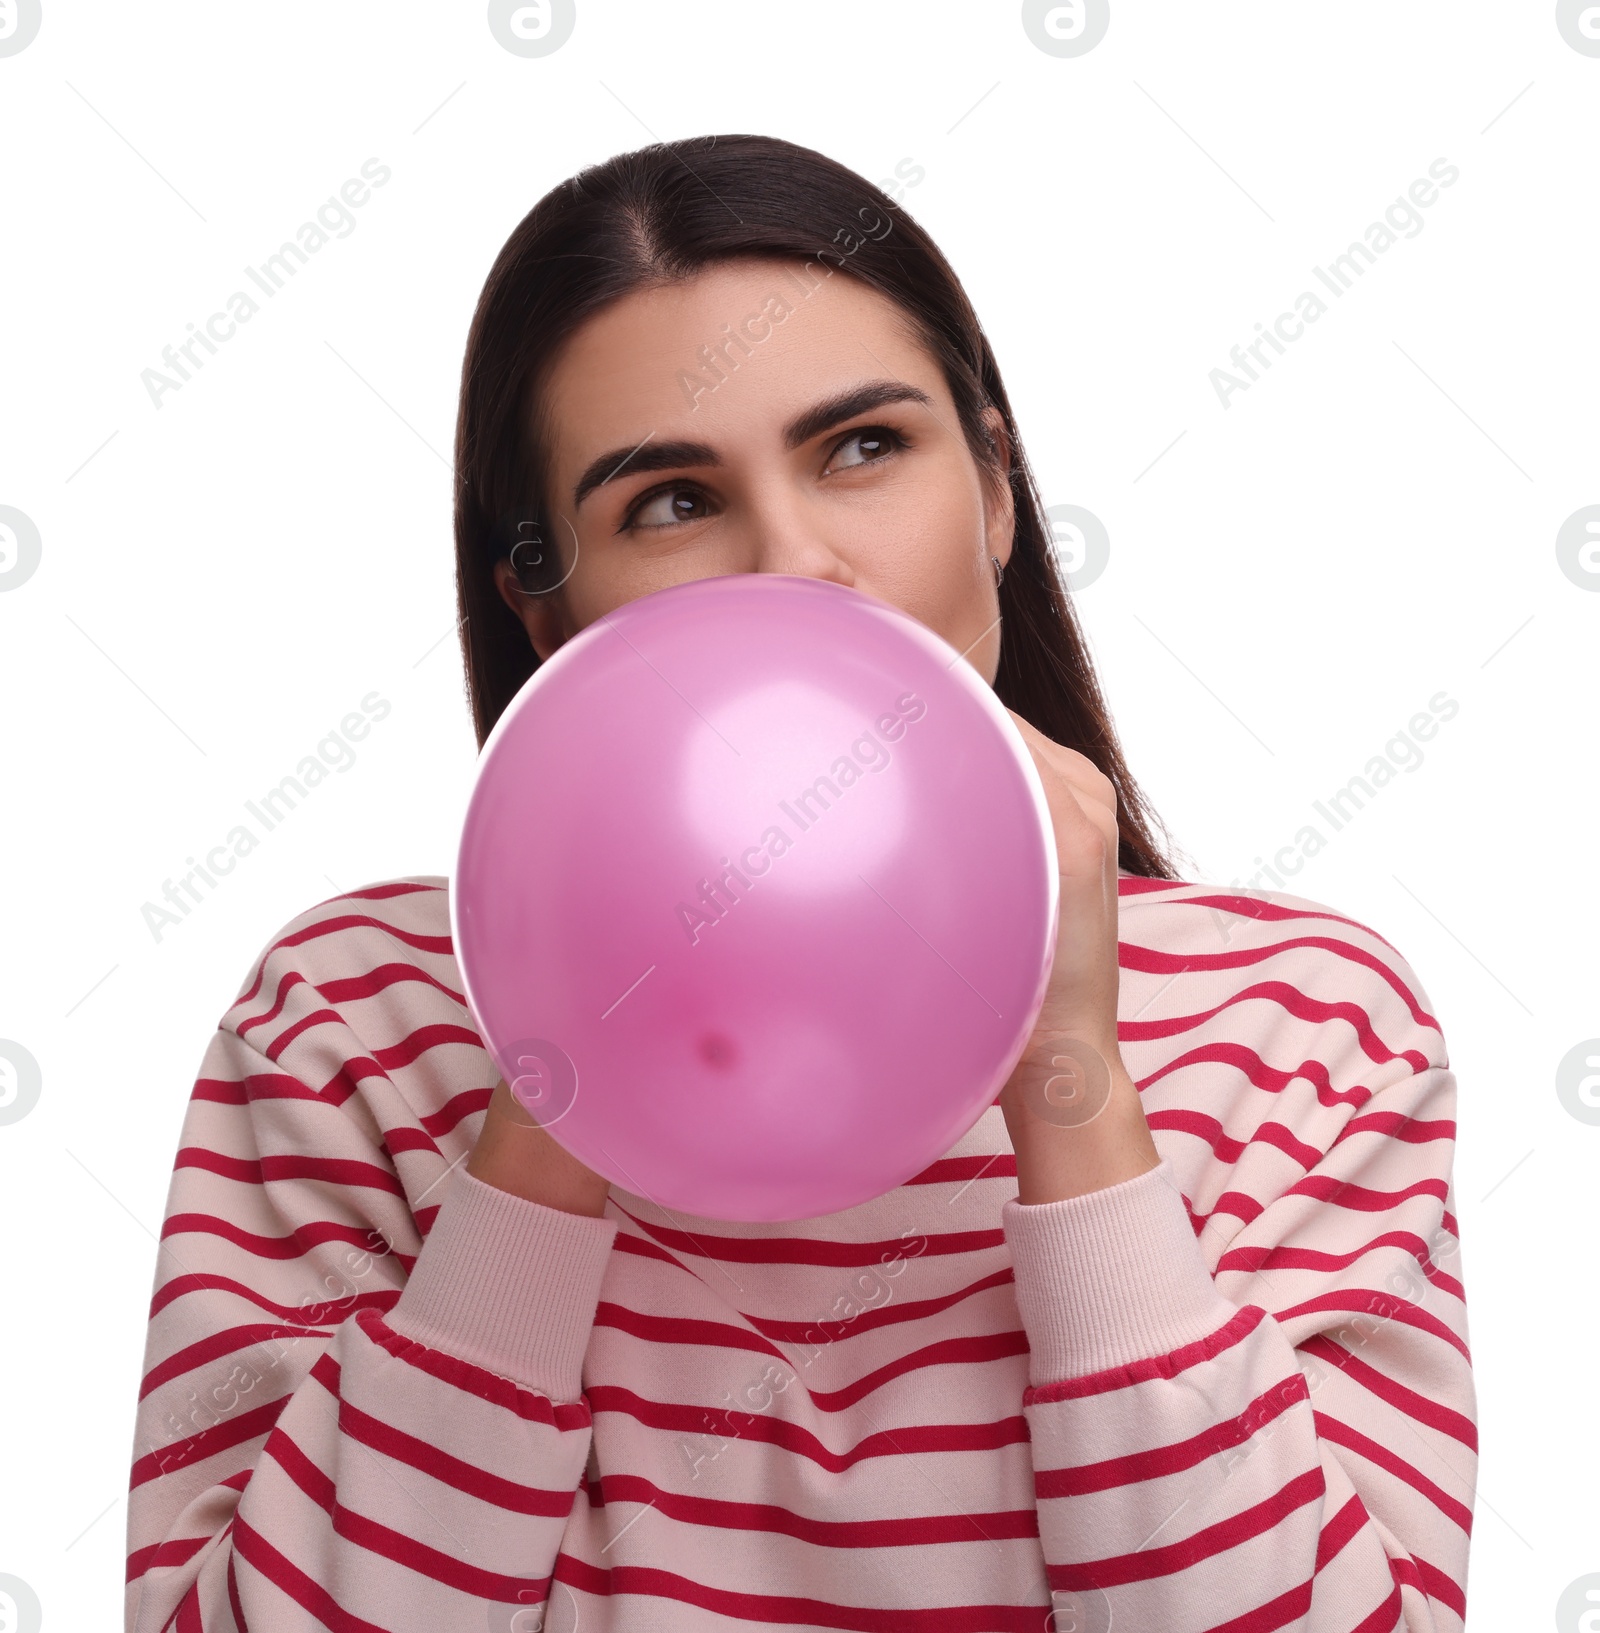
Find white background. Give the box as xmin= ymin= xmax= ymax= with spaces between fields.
xmin=1 ymin=2 xmax=1596 ymax=1626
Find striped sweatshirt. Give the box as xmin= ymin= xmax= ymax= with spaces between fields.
xmin=124 ymin=870 xmax=1475 ymax=1631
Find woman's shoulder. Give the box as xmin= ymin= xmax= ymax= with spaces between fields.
xmin=1113 ymin=872 xmax=1457 ymax=1251
xmin=215 ymin=874 xmax=487 ymax=1154
xmin=1115 ymin=869 xmax=1449 ymax=1090
xmin=221 ymin=874 xmax=458 ymax=1024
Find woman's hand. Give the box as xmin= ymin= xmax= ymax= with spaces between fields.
xmin=466 ymin=1077 xmax=613 ymax=1218
xmin=996 ymin=708 xmax=1162 ymax=1205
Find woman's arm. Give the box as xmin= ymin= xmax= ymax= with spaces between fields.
xmin=1004 ymin=1056 xmax=1472 ymax=1632
xmin=994 ymin=711 xmax=1472 ymax=1628
xmin=125 ymin=1022 xmax=617 ymax=1631
xmin=468 ymin=1074 xmax=611 ymax=1217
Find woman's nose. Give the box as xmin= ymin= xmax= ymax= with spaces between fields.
xmin=755 ymin=550 xmax=854 ymax=588
xmin=746 ymin=519 xmax=855 ymax=588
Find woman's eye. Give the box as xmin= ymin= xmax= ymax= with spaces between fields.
xmin=828 ymin=425 xmax=906 ymax=471
xmin=622 ymin=486 xmax=713 ymax=532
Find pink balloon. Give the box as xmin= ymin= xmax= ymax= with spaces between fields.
xmin=452 ymin=574 xmax=1058 ymax=1222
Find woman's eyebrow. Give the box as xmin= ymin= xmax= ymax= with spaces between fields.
xmin=570 ymin=379 xmax=934 ymax=511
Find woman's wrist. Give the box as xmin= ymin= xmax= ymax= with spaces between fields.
xmin=467 ymin=1077 xmax=612 ymax=1217
xmin=999 ymin=1034 xmax=1161 ymax=1205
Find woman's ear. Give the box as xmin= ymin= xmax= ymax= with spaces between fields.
xmin=493 ymin=557 xmax=570 ymax=663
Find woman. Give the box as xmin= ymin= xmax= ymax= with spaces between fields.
xmin=124 ymin=134 xmax=1474 ymax=1632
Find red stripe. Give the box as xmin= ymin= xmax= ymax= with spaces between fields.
xmin=1350 ymin=1581 xmax=1405 ymax=1632
xmin=226 ymin=1543 xmax=250 ymax=1630
xmin=1035 ymin=1372 xmax=1308 ymax=1497
xmin=1312 ymin=1412 xmax=1473 ymax=1532
xmin=610 ymin=1230 xmax=709 ymax=1273
xmin=316 ymin=1060 xmax=376 ymax=1108
xmin=245 ymin=998 xmax=346 ymax=1056
xmin=384 ymin=1124 xmax=445 ymax=1158
xmin=261 ymin=1423 xmax=544 ymax=1599
xmin=311 ymin=959 xmax=466 ymax=1009
xmin=1119 ymin=978 xmax=1434 ymax=1076
xmin=126 ymin=1532 xmax=210 ymax=1583
xmin=1199 ymin=1190 xmax=1266 ymax=1229
xmin=1282 ymin=1175 xmax=1448 ymax=1214
xmin=1165 ymin=889 xmax=1403 ymax=951
xmin=607 ymin=1199 xmax=981 ymax=1268
xmin=1136 ymin=1042 xmax=1376 ymax=1110
xmin=810 ymin=1330 xmax=1030 ymax=1410
xmin=1047 ymin=1466 xmax=1325 ymax=1589
xmin=420 ymin=1084 xmax=492 ymax=1140
xmin=230 ymin=1512 xmax=407 ymax=1632
xmin=1143 ymin=1108 xmax=1323 ymax=1169
xmin=656 ymin=1327 xmax=1028 ymax=1417
xmin=235 ymin=971 xmax=311 ymax=1037
xmin=599 ymin=1267 xmax=1010 ymax=1352
xmin=901 ymin=1151 xmax=1017 ymax=1184
xmin=257 ymin=1010 xmax=478 ymax=1082
xmin=1335 ymin=1110 xmax=1455 ymax=1146
xmin=550 ymin=1552 xmax=1059 ymax=1632
xmin=1300 ymin=1334 xmax=1477 ymax=1449
xmin=231 ymin=896 xmax=451 ymax=1009
xmin=585 ymin=1382 xmax=1030 ymax=1472
xmin=192 ymin=1068 xmax=322 ymax=1107
xmin=160 ymin=1210 xmax=410 ymax=1267
xmin=1315 ymin=1491 xmax=1368 ymax=1569
xmin=596 ymin=1298 xmax=1028 ymax=1399
xmin=1390 ymin=1553 xmax=1424 ymax=1596
xmin=138 ymin=1322 xmax=324 ymax=1399
xmin=1217 ymin=1232 xmax=1466 ymax=1303
xmin=1272 ymin=1291 xmax=1471 ymax=1363
xmin=368 ymin=1021 xmax=486 ymax=1073
xmin=740 ymin=1267 xmax=1018 ymax=1346
xmin=129 ymin=1397 xmax=286 ymax=1490
xmin=1026 ymin=1304 xmax=1259 ymax=1405
xmin=174 ymin=1147 xmax=409 ymax=1198
xmin=1120 ymin=928 xmax=1441 ymax=1034
xmin=1413 ymin=1553 xmax=1468 ymax=1617
xmin=1197 ymin=1576 xmax=1314 ymax=1633
xmin=307 ymin=1353 xmax=578 ymax=1516
xmin=1119 ymin=875 xmax=1188 ymax=896
xmin=150 ymin=1271 xmax=398 ymax=1325
xmin=175 ymin=1579 xmax=203 ymax=1632
xmin=240 ymin=966 xmax=344 ymax=1032
xmin=585 ymin=1469 xmax=1038 ymax=1547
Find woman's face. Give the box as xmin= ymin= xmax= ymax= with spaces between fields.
xmin=494 ymin=256 xmax=1016 ymax=686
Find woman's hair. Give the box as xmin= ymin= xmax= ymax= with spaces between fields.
xmin=452 ymin=133 xmax=1187 ymax=880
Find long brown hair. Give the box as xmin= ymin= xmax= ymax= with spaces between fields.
xmin=452 ymin=133 xmax=1187 ymax=881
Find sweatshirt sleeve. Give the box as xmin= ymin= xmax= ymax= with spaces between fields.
xmin=125 ymin=1020 xmax=618 ymax=1632
xmin=1001 ymin=1060 xmax=1473 ymax=1633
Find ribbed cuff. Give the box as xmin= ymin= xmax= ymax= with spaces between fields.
xmin=387 ymin=1166 xmax=618 ymax=1402
xmin=1001 ymin=1160 xmax=1237 ymax=1387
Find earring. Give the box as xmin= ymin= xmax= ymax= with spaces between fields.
xmin=991 ymin=554 xmax=1005 ymax=589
